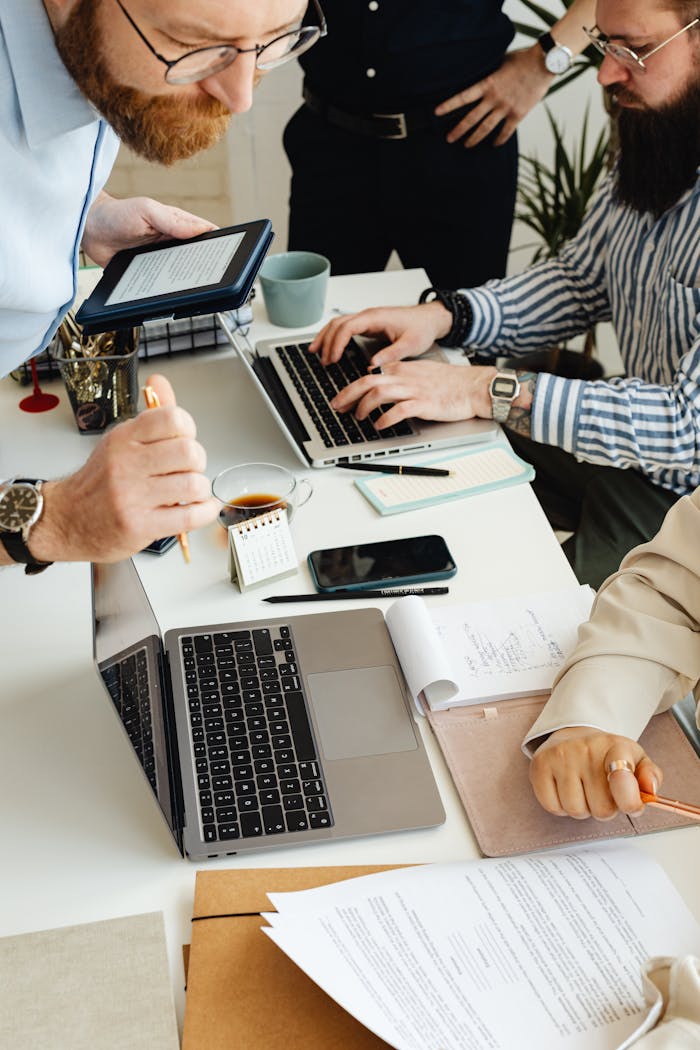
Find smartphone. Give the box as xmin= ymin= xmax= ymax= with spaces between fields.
xmin=307 ymin=534 xmax=457 ymax=592
xmin=141 ymin=536 xmax=177 ymax=555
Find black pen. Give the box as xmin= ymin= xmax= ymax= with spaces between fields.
xmin=263 ymin=586 xmax=449 ymax=603
xmin=336 ymin=462 xmax=453 ymax=478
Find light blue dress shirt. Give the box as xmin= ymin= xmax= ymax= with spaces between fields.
xmin=0 ymin=0 xmax=120 ymax=377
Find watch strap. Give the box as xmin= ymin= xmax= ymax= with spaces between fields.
xmin=537 ymin=31 xmax=555 ymax=55
xmin=0 ymin=478 xmax=52 ymax=575
xmin=418 ymin=287 xmax=474 ymax=349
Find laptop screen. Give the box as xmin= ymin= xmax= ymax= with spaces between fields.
xmin=91 ymin=559 xmax=178 ymax=838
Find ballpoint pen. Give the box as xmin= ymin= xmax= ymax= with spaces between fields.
xmin=639 ymin=791 xmax=700 ymax=820
xmin=263 ymin=586 xmax=449 ymax=603
xmin=336 ymin=462 xmax=453 ymax=478
xmin=142 ymin=385 xmax=191 ymax=564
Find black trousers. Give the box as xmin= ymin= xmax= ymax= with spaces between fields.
xmin=283 ymin=104 xmax=519 ymax=290
xmin=506 ymin=432 xmax=681 ymax=590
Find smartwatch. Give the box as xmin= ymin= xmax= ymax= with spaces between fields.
xmin=489 ymin=370 xmax=520 ymax=423
xmin=0 ymin=478 xmax=53 ymax=574
xmin=537 ymin=31 xmax=573 ymax=75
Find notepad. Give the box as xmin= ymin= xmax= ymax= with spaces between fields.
xmin=228 ymin=508 xmax=298 ymax=591
xmin=385 ymin=585 xmax=595 ymax=712
xmin=354 ymin=443 xmax=534 ymax=515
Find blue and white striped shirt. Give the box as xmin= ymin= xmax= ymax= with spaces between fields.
xmin=464 ymin=170 xmax=700 ymax=496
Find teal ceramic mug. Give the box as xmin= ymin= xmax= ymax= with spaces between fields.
xmin=258 ymin=251 xmax=330 ymax=328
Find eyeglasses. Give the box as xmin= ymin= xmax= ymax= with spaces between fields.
xmin=114 ymin=0 xmax=327 ymax=85
xmin=584 ymin=17 xmax=699 ymax=72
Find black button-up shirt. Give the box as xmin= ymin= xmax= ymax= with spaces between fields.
xmin=301 ymin=0 xmax=514 ymax=112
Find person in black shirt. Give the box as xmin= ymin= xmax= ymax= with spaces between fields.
xmin=284 ymin=0 xmax=595 ymax=289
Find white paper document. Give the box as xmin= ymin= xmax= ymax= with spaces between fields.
xmin=263 ymin=847 xmax=700 ymax=1050
xmin=385 ymin=585 xmax=594 ymax=712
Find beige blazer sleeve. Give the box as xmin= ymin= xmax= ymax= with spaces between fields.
xmin=523 ymin=488 xmax=700 ymax=755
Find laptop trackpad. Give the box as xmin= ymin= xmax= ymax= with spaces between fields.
xmin=308 ymin=666 xmax=417 ymax=760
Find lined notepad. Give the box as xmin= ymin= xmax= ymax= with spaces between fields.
xmin=228 ymin=508 xmax=298 ymax=590
xmin=354 ymin=444 xmax=535 ymax=516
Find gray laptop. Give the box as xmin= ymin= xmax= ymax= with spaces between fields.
xmin=92 ymin=557 xmax=444 ymax=860
xmin=219 ymin=319 xmax=496 ymax=467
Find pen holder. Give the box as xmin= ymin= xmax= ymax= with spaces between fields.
xmin=54 ymin=328 xmax=139 ymax=433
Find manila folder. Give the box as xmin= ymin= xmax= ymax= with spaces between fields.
xmin=182 ymin=865 xmax=409 ymax=1050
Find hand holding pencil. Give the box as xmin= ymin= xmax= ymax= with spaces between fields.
xmin=140 ymin=375 xmax=218 ymax=563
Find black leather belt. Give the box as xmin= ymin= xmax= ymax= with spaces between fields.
xmin=303 ymin=85 xmax=435 ymax=140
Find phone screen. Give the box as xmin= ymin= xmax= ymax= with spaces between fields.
xmin=307 ymin=535 xmax=456 ymax=591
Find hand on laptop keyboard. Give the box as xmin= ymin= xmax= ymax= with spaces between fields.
xmin=308 ymin=303 xmax=451 ymax=367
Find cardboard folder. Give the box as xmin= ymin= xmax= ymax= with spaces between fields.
xmin=182 ymin=865 xmax=410 ymax=1050
xmin=428 ymin=700 xmax=700 ymax=856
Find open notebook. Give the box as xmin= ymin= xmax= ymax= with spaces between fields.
xmin=385 ymin=590 xmax=700 ymax=855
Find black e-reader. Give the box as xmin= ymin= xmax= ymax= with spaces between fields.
xmin=76 ymin=219 xmax=273 ymax=334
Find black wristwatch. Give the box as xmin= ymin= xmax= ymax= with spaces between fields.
xmin=0 ymin=478 xmax=53 ymax=575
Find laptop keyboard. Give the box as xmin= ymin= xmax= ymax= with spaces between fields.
xmin=180 ymin=625 xmax=333 ymax=844
xmin=101 ymin=647 xmax=158 ymax=792
xmin=276 ymin=340 xmax=414 ymax=449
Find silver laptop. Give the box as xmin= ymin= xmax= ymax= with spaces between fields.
xmin=92 ymin=557 xmax=445 ymax=860
xmin=219 ymin=319 xmax=496 ymax=467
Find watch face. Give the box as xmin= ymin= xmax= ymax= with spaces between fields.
xmin=0 ymin=485 xmax=40 ymax=531
xmin=545 ymin=46 xmax=572 ymax=74
xmin=491 ymin=376 xmax=518 ymax=399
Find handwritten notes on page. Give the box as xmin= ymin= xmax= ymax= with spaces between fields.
xmin=385 ymin=586 xmax=594 ymax=712
xmin=263 ymin=846 xmax=700 ymax=1050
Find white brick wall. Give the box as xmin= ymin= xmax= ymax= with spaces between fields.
xmin=103 ymin=135 xmax=234 ymax=229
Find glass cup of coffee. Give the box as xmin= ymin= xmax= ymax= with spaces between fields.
xmin=211 ymin=462 xmax=313 ymax=528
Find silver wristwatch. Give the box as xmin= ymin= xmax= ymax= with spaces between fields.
xmin=489 ymin=370 xmax=520 ymax=423
xmin=537 ymin=31 xmax=573 ymax=75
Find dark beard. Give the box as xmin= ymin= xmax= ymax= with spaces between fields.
xmin=613 ymin=77 xmax=700 ymax=219
xmin=52 ymin=0 xmax=231 ymax=165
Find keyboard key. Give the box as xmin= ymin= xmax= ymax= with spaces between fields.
xmin=218 ymin=823 xmax=240 ymax=840
xmin=306 ymin=795 xmax=328 ymax=812
xmin=215 ymin=806 xmax=237 ymax=822
xmin=279 ymin=778 xmax=300 ymax=795
xmin=240 ymin=812 xmax=263 ymax=837
xmin=309 ymin=811 xmax=331 ymax=829
xmin=285 ymin=812 xmax=309 ymax=833
xmin=262 ymin=805 xmax=286 ymax=834
xmin=282 ymin=793 xmax=304 ymax=812
xmin=285 ymin=693 xmax=316 ymax=762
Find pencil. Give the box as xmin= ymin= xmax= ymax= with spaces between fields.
xmin=142 ymin=385 xmax=191 ymax=564
xmin=263 ymin=586 xmax=450 ymax=603
xmin=336 ymin=462 xmax=453 ymax=477
xmin=639 ymin=790 xmax=700 ymax=820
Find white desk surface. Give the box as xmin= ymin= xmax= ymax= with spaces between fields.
xmin=2 ymin=268 xmax=698 ymax=1034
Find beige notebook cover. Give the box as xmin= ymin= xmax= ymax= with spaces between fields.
xmin=427 ymin=698 xmax=700 ymax=856
xmin=0 ymin=911 xmax=179 ymax=1050
xmin=182 ymin=865 xmax=411 ymax=1050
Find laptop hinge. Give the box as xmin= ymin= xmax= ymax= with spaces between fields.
xmin=159 ymin=650 xmax=186 ymax=856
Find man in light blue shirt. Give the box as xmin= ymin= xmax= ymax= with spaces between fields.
xmin=0 ymin=0 xmax=325 ymax=572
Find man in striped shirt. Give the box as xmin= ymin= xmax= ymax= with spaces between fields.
xmin=311 ymin=0 xmax=700 ymax=589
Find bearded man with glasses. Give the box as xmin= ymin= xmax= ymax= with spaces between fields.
xmin=0 ymin=0 xmax=324 ymax=572
xmin=310 ymin=0 xmax=700 ymax=591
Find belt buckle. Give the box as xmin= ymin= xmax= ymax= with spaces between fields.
xmin=375 ymin=111 xmax=408 ymax=140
